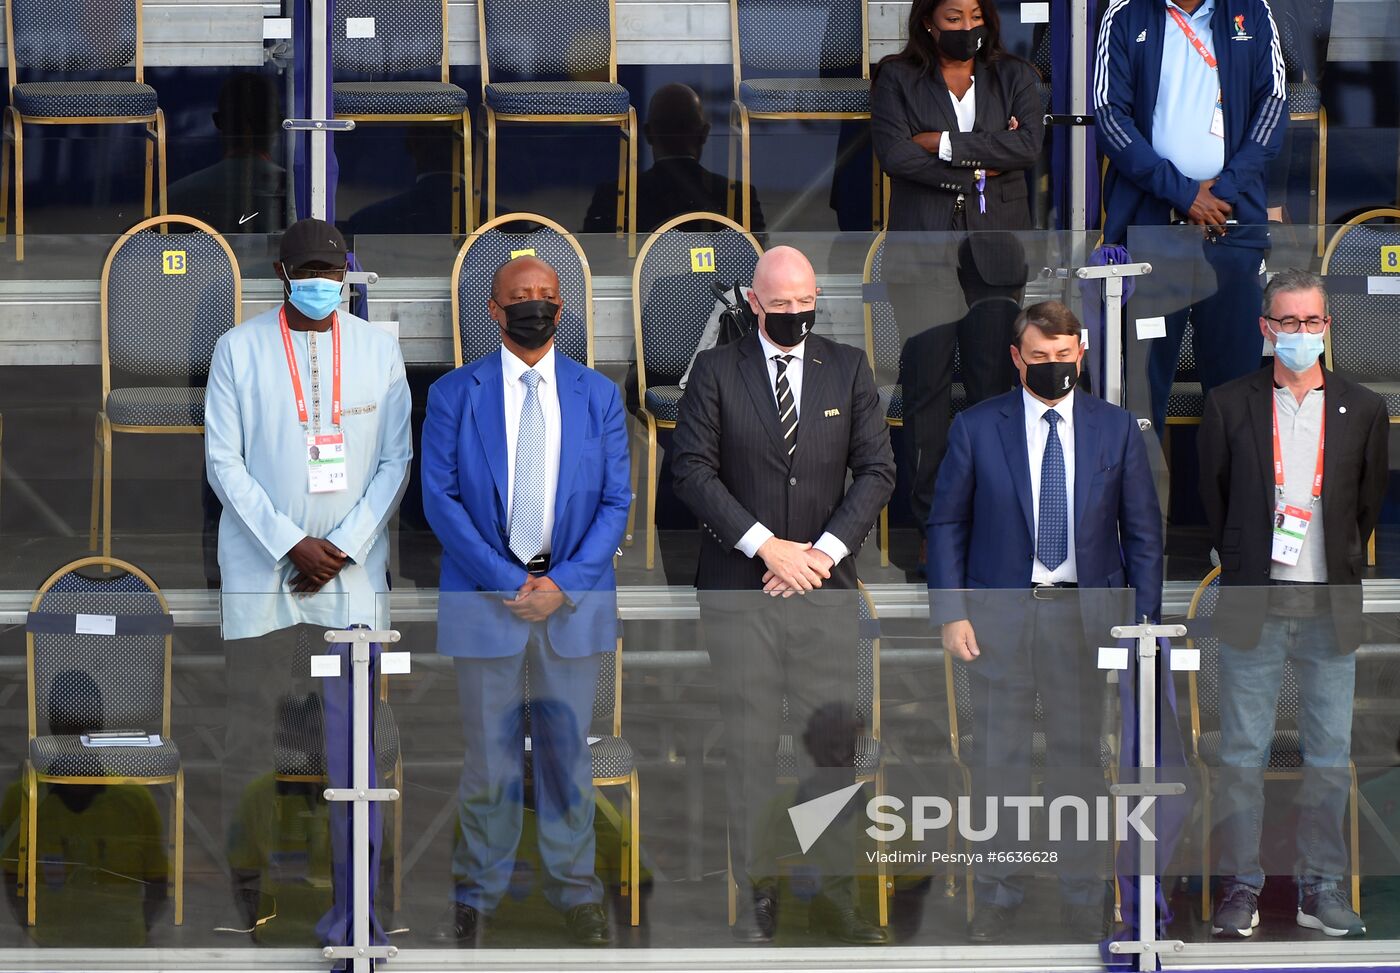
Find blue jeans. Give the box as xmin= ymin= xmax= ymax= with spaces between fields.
xmin=1215 ymin=613 xmax=1355 ymax=899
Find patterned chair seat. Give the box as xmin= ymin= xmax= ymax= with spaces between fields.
xmin=105 ymin=387 xmax=206 ymax=427
xmin=1362 ymin=381 xmax=1400 ymax=418
xmin=13 ymin=81 xmax=158 ymax=119
xmin=777 ymin=734 xmax=881 ymax=779
xmin=737 ymin=78 xmax=870 ymax=114
xmin=275 ymin=698 xmax=400 ymax=778
xmin=644 ymin=385 xmax=685 ymax=424
xmin=333 ymin=81 xmax=472 ymax=117
xmin=1167 ymin=382 xmax=1204 ymax=422
xmin=484 ymin=82 xmax=630 ymax=116
xmin=1197 ymin=728 xmax=1303 ymax=769
xmin=523 ymin=734 xmax=635 ymax=780
xmin=31 ymin=734 xmax=180 ymax=778
xmin=1286 ymin=81 xmax=1321 ymax=116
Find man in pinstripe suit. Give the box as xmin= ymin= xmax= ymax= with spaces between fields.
xmin=673 ymin=247 xmax=895 ymax=944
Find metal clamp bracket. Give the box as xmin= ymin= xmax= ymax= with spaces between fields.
xmin=324 ymin=787 xmax=400 ymax=802
xmin=324 ymin=629 xmax=400 ymax=644
xmin=1109 ymin=940 xmax=1185 ymax=956
xmin=323 ymin=945 xmax=399 ymax=961
xmin=283 ymin=118 xmax=356 ymax=132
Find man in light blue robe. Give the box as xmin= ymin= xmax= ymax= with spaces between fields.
xmin=205 ymin=219 xmax=411 ymax=925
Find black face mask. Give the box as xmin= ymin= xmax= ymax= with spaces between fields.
xmin=1023 ymin=360 xmax=1078 ymax=401
xmin=760 ymin=305 xmax=816 ymax=348
xmin=500 ymin=299 xmax=559 ymax=350
xmin=935 ymin=24 xmax=988 ymax=62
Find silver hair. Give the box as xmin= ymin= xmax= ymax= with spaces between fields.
xmin=1262 ymin=268 xmax=1328 ymax=317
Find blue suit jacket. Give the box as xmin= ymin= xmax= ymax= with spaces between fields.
xmin=422 ymin=350 xmax=631 ymax=658
xmin=928 ymin=389 xmax=1163 ymax=660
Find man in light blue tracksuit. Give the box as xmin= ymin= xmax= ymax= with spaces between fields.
xmin=1095 ymin=0 xmax=1286 ymax=435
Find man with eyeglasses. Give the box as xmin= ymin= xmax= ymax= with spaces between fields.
xmin=1198 ymin=268 xmax=1389 ymax=939
xmin=205 ymin=219 xmax=412 ymax=863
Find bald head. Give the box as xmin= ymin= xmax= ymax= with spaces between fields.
xmin=747 ymin=246 xmax=819 ymax=350
xmin=489 ymin=255 xmax=562 ymax=361
xmin=644 ymin=83 xmax=709 ymax=159
xmin=490 ymin=255 xmax=559 ymax=305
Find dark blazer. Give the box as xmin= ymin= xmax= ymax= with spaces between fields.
xmin=871 ymin=55 xmax=1045 ymax=233
xmin=1198 ymin=367 xmax=1389 ymax=651
xmin=672 ymin=331 xmax=895 ymax=594
xmin=421 ymin=350 xmax=632 ymax=658
xmin=928 ymin=388 xmax=1164 ymax=672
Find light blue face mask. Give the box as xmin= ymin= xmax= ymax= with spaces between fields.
xmin=285 ymin=275 xmax=344 ymax=320
xmin=1271 ymin=329 xmax=1325 ymax=373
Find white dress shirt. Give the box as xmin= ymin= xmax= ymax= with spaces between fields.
xmin=734 ymin=330 xmax=850 ymax=566
xmin=502 ymin=345 xmax=562 ymax=555
xmin=1023 ymin=387 xmax=1077 ymax=584
xmin=938 ymin=77 xmax=976 ymax=162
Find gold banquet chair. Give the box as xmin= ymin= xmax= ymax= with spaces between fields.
xmin=19 ymin=556 xmax=183 ymax=926
xmin=450 ymin=213 xmax=595 ymax=367
xmin=725 ymin=583 xmax=889 ymax=927
xmin=332 ymin=0 xmax=474 ymax=235
xmin=1321 ymin=208 xmax=1400 ymax=566
xmin=629 ymin=212 xmax=762 ymax=570
xmin=726 ymin=0 xmax=880 ymax=232
xmin=89 ymin=216 xmax=241 ymax=562
xmin=0 ymin=0 xmax=167 ymax=262
xmin=1186 ymin=568 xmax=1362 ymax=919
xmin=475 ymin=0 xmax=637 ymax=253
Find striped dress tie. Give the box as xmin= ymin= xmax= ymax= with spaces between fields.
xmin=772 ymin=354 xmax=797 ymax=457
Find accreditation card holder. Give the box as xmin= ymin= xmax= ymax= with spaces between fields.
xmin=1271 ymin=502 xmax=1312 ymax=567
xmin=1210 ymin=95 xmax=1225 ymax=139
xmin=307 ymin=433 xmax=348 ymax=493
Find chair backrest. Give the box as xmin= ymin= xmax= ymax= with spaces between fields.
xmin=1177 ymin=319 xmax=1198 ymax=382
xmin=101 ymin=215 xmax=242 ymax=398
xmin=1321 ymin=209 xmax=1400 ymax=386
xmin=856 ymin=583 xmax=879 ymax=736
xmin=451 ymin=213 xmax=593 ymax=367
xmin=478 ymin=0 xmax=614 ymax=84
xmin=1187 ymin=568 xmax=1301 ymax=746
xmin=519 ymin=635 xmax=621 ymax=739
xmin=27 ymin=557 xmax=171 ymax=740
xmin=633 ymin=212 xmax=763 ymax=398
xmin=864 ymin=232 xmax=960 ymax=389
xmin=7 ymin=0 xmax=140 ymax=79
xmin=333 ymin=0 xmax=447 ymax=77
xmin=730 ymin=0 xmax=868 ymax=91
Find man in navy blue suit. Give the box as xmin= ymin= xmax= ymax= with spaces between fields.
xmin=421 ymin=255 xmax=631 ymax=946
xmin=929 ymin=300 xmax=1163 ymax=944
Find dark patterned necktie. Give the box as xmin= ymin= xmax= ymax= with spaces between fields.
xmin=1037 ymin=409 xmax=1068 ymax=570
xmin=772 ymin=354 xmax=797 ymax=457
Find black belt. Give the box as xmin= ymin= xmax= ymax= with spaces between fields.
xmin=1031 ymin=582 xmax=1078 ymax=600
xmin=522 ymin=554 xmax=551 ymax=576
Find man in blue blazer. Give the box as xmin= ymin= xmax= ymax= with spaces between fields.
xmin=929 ymin=301 xmax=1163 ymax=944
xmin=421 ymin=255 xmax=631 ymax=946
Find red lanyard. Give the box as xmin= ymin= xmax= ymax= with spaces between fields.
xmin=1167 ymin=6 xmax=1218 ymax=70
xmin=1271 ymin=392 xmax=1325 ymax=505
xmin=279 ymin=307 xmax=341 ymax=429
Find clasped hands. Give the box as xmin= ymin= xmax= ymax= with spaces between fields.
xmin=503 ymin=575 xmax=566 ymax=622
xmin=757 ymin=537 xmax=833 ymax=598
xmin=288 ymin=536 xmax=348 ymax=594
xmin=1187 ymin=177 xmax=1232 ymax=235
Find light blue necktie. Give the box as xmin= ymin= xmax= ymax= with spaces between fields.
xmin=1037 ymin=409 xmax=1068 ymax=571
xmin=509 ymin=369 xmax=546 ymax=564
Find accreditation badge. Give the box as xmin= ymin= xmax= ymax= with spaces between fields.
xmin=307 ymin=433 xmax=348 ymax=494
xmin=1270 ymin=502 xmax=1312 ymax=567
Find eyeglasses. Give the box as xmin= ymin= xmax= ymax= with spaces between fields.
xmin=1264 ymin=314 xmax=1328 ymax=334
xmin=286 ymin=267 xmax=345 ymax=281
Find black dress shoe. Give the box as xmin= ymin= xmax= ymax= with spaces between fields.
xmin=967 ymin=903 xmax=1016 ymax=944
xmin=434 ymin=903 xmax=483 ymax=946
xmin=1062 ymin=898 xmax=1112 ymax=942
xmin=565 ymin=902 xmax=611 ymax=946
xmin=732 ymin=884 xmax=779 ymax=942
xmin=809 ymin=895 xmax=889 ymax=945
